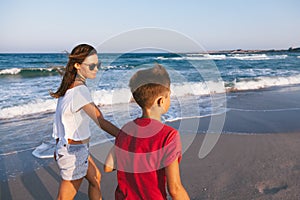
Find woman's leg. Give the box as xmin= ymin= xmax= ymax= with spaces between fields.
xmin=85 ymin=156 xmax=102 ymax=200
xmin=57 ymin=178 xmax=83 ymax=200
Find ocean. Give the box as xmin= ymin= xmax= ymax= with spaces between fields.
xmin=1 ymin=52 xmax=300 ymax=158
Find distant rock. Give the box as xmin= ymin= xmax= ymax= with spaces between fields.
xmin=207 ymin=47 xmax=300 ymax=54
xmin=288 ymin=47 xmax=300 ymax=52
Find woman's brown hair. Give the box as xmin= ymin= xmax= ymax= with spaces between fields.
xmin=50 ymin=44 xmax=97 ymax=98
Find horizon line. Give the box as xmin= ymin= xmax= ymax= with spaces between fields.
xmin=0 ymin=46 xmax=299 ymax=54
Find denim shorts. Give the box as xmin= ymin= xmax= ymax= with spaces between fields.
xmin=55 ymin=140 xmax=89 ymax=181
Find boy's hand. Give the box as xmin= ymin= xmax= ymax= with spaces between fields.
xmin=104 ymin=146 xmax=116 ymax=172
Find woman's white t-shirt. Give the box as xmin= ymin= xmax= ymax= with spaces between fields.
xmin=52 ymin=85 xmax=93 ymax=144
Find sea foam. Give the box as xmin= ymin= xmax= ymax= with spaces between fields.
xmin=156 ymin=54 xmax=288 ymax=61
xmin=157 ymin=54 xmax=226 ymax=60
xmin=232 ymin=74 xmax=300 ymax=91
xmin=228 ymin=54 xmax=288 ymax=60
xmin=0 ymin=66 xmax=63 ymax=77
xmin=0 ymin=99 xmax=57 ymax=119
xmin=0 ymin=68 xmax=21 ymax=75
xmin=2 ymin=75 xmax=300 ymax=119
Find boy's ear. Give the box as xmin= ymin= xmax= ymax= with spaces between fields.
xmin=157 ymin=97 xmax=164 ymax=107
xmin=74 ymin=63 xmax=81 ymax=70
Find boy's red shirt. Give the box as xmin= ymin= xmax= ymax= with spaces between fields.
xmin=115 ymin=118 xmax=182 ymax=200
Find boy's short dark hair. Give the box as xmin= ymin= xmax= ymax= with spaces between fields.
xmin=129 ymin=64 xmax=170 ymax=109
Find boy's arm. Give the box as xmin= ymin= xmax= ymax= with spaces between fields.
xmin=165 ymin=158 xmax=190 ymax=200
xmin=83 ymin=103 xmax=120 ymax=137
xmin=104 ymin=146 xmax=116 ymax=172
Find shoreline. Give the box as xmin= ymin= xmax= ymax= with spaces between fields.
xmin=1 ymin=84 xmax=300 ymax=199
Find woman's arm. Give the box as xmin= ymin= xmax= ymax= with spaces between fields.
xmin=83 ymin=103 xmax=120 ymax=137
xmin=165 ymin=158 xmax=190 ymax=200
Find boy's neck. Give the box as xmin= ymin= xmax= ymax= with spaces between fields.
xmin=141 ymin=109 xmax=162 ymax=122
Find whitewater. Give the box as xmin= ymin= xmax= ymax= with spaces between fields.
xmin=1 ymin=52 xmax=300 ymax=157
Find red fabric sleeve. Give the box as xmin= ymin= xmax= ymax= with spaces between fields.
xmin=161 ymin=130 xmax=182 ymax=168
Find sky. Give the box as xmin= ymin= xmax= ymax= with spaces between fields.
xmin=0 ymin=0 xmax=299 ymax=53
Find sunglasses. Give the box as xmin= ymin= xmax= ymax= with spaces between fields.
xmin=82 ymin=62 xmax=101 ymax=71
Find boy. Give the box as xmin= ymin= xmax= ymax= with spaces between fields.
xmin=104 ymin=64 xmax=190 ymax=200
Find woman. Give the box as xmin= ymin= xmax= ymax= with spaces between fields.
xmin=51 ymin=44 xmax=119 ymax=200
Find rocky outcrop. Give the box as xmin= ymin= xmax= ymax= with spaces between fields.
xmin=288 ymin=47 xmax=300 ymax=52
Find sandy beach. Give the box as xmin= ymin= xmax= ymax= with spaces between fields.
xmin=1 ymin=133 xmax=300 ymax=200
xmin=1 ymin=86 xmax=300 ymax=200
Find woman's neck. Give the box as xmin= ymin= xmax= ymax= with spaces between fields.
xmin=76 ymin=71 xmax=86 ymax=81
xmin=69 ymin=74 xmax=86 ymax=89
xmin=74 ymin=72 xmax=86 ymax=86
